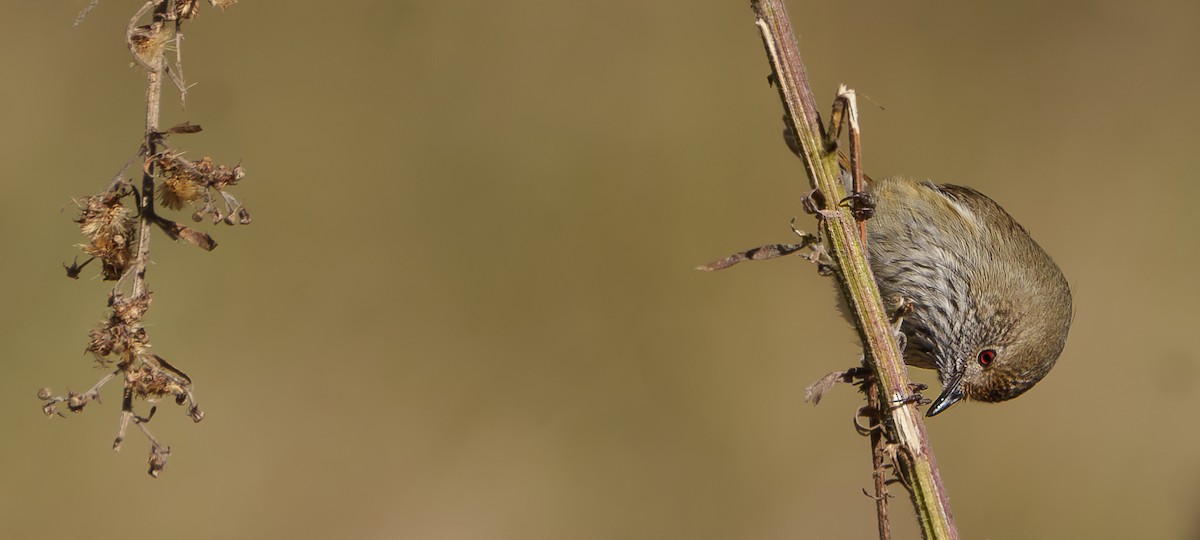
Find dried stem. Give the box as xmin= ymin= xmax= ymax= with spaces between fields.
xmin=867 ymin=379 xmax=891 ymax=540
xmin=749 ymin=1 xmax=958 ymax=538
xmin=44 ymin=0 xmax=248 ymax=477
xmin=132 ymin=1 xmax=167 ymax=301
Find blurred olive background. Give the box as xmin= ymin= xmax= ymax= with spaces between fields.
xmin=1 ymin=1 xmax=1197 ymax=538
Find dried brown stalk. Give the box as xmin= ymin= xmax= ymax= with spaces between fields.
xmin=43 ymin=0 xmax=249 ymax=478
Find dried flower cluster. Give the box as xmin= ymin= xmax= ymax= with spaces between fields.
xmin=128 ymin=21 xmax=170 ymax=69
xmin=74 ymin=190 xmax=136 ymax=280
xmin=86 ymin=292 xmax=150 ymax=365
xmin=156 ymin=150 xmax=251 ymax=224
xmin=43 ymin=0 xmax=248 ymax=477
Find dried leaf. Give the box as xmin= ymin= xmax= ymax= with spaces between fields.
xmin=166 ymin=122 xmax=203 ymax=134
xmin=176 ymin=227 xmax=217 ymax=250
xmin=63 ymin=257 xmax=93 ymax=279
xmin=695 ymin=241 xmax=812 ymax=271
xmin=805 ymin=370 xmax=850 ymax=405
xmin=148 ymin=444 xmax=170 ymax=478
xmin=153 ymin=216 xmax=217 ymax=251
xmin=150 ymin=354 xmax=192 ymax=385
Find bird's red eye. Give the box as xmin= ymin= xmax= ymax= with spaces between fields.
xmin=978 ymin=349 xmax=997 ymax=366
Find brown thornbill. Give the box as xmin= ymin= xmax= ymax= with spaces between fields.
xmin=862 ymin=176 xmax=1073 ymax=416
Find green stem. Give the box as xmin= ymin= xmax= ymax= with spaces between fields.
xmin=749 ymin=2 xmax=958 ymax=538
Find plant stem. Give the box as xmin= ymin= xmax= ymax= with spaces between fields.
xmin=748 ymin=2 xmax=958 ymax=538
xmin=867 ymin=380 xmax=891 ymax=540
xmin=131 ymin=3 xmax=167 ymax=300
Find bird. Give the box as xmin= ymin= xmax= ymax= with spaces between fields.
xmin=859 ymin=174 xmax=1073 ymax=416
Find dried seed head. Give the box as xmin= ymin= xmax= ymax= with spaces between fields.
xmin=152 ymin=152 xmax=251 ymax=228
xmin=154 ymin=151 xmax=182 ymax=176
xmin=67 ymin=391 xmax=87 ymax=412
xmin=148 ymin=445 xmax=170 ymax=478
xmin=129 ymin=364 xmax=189 ymax=400
xmin=77 ymin=194 xmax=135 ymax=280
xmin=128 ymin=23 xmax=169 ymax=67
xmin=175 ymin=0 xmax=200 ymax=19
xmin=86 ymin=294 xmax=152 ymax=365
xmin=159 ymin=176 xmax=205 ymax=210
xmin=86 ymin=326 xmax=115 ymax=358
xmin=155 ymin=153 xmax=246 ymax=195
xmin=78 ymin=196 xmax=133 ymax=240
xmin=112 ymin=293 xmax=151 ymax=323
xmin=221 ymin=164 xmax=246 ymax=188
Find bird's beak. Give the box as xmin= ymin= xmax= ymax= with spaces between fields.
xmin=926 ymin=372 xmax=965 ymax=417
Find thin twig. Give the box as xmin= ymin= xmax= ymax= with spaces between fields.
xmin=73 ymin=0 xmax=101 ymax=27
xmin=867 ymin=378 xmax=891 ymax=540
xmin=131 ymin=1 xmax=167 ymax=301
xmin=171 ymin=22 xmax=189 ymax=105
xmin=749 ymin=2 xmax=958 ymax=538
